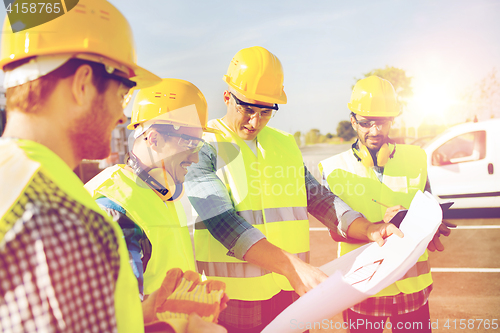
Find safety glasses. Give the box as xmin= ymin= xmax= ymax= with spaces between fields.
xmin=162 ymin=132 xmax=205 ymax=152
xmin=353 ymin=114 xmax=393 ymax=130
xmin=230 ymin=92 xmax=278 ymax=119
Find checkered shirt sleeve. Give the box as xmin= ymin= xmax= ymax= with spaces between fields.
xmin=185 ymin=143 xmax=261 ymax=259
xmin=0 ymin=172 xmax=121 ymax=332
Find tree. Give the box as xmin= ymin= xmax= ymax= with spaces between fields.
xmin=460 ymin=68 xmax=500 ymax=121
xmin=294 ymin=131 xmax=302 ymax=147
xmin=337 ymin=120 xmax=356 ymax=141
xmin=354 ymin=66 xmax=413 ymax=106
xmin=305 ymin=129 xmax=320 ymax=145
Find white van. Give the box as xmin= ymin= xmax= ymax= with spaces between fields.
xmin=423 ymin=118 xmax=500 ymax=209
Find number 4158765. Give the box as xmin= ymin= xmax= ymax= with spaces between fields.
xmin=6 ymin=2 xmax=62 ymax=14
xmin=444 ymin=319 xmax=498 ymax=330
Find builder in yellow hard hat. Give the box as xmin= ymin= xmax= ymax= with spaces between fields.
xmin=0 ymin=1 xmax=162 ymax=332
xmin=184 ymin=47 xmax=404 ymax=332
xmin=318 ymin=76 xmax=453 ymax=333
xmin=85 ymin=78 xmax=228 ymax=333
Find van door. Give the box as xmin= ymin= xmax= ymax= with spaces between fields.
xmin=427 ymin=129 xmax=499 ymax=208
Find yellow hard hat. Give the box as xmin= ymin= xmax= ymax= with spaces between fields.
xmin=129 ymin=78 xmax=218 ymax=134
xmin=348 ymin=76 xmax=400 ymax=117
xmin=223 ymin=46 xmax=287 ymax=104
xmin=0 ymin=0 xmax=160 ymax=89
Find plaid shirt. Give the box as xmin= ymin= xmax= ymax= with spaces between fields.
xmin=351 ymin=285 xmax=433 ymax=316
xmin=185 ymin=140 xmax=363 ymax=328
xmin=0 ymin=171 xmax=120 ymax=332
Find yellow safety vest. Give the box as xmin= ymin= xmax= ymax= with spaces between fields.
xmin=85 ymin=165 xmax=196 ymax=295
xmin=0 ymin=139 xmax=143 ymax=333
xmin=194 ymin=119 xmax=309 ymax=301
xmin=318 ymin=145 xmax=431 ymax=297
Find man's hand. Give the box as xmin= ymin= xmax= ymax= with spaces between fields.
xmin=220 ymin=293 xmax=229 ymax=312
xmin=243 ymin=239 xmax=328 ymax=297
xmin=383 ymin=205 xmax=406 ymax=223
xmin=283 ymin=253 xmax=328 ymax=296
xmin=347 ymin=217 xmax=404 ymax=247
xmin=366 ymin=222 xmax=404 ymax=247
xmin=143 ymin=288 xmax=159 ymax=324
xmin=187 ymin=313 xmax=227 ymax=333
xmin=427 ymin=220 xmax=456 ymax=251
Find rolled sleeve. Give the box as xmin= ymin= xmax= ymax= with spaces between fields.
xmin=338 ymin=205 xmax=364 ymax=237
xmin=233 ymin=228 xmax=266 ymax=260
xmin=185 ymin=143 xmax=263 ymax=258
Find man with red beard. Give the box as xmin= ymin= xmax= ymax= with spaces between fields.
xmin=0 ymin=1 xmax=162 ymax=332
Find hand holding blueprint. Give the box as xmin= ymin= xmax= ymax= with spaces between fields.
xmin=262 ymin=191 xmax=442 ymax=333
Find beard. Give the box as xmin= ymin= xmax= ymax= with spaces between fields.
xmin=68 ymin=93 xmax=113 ymax=161
xmin=362 ymin=134 xmax=386 ymax=153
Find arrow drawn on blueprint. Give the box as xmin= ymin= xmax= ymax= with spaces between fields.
xmin=344 ymin=259 xmax=384 ymax=286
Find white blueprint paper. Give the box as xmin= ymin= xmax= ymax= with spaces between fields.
xmin=261 ymin=191 xmax=442 ymax=333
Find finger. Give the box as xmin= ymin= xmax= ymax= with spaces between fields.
xmin=427 ymin=240 xmax=436 ymax=252
xmin=439 ymin=224 xmax=451 ymax=237
xmin=188 ymin=312 xmax=202 ymax=321
xmin=388 ymin=223 xmax=404 ymax=238
xmin=220 ymin=293 xmax=229 ymax=312
xmin=384 ymin=206 xmax=404 ymax=223
xmin=433 ymin=234 xmax=445 ymax=251
xmin=376 ymin=238 xmax=386 ymax=247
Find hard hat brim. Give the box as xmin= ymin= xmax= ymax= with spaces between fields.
xmin=129 ymin=65 xmax=162 ymax=90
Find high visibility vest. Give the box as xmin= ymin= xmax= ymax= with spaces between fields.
xmin=318 ymin=145 xmax=431 ymax=297
xmin=0 ymin=139 xmax=143 ymax=333
xmin=194 ymin=119 xmax=309 ymax=301
xmin=85 ymin=165 xmax=196 ymax=295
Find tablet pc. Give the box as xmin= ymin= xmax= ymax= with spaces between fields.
xmin=389 ymin=202 xmax=454 ymax=228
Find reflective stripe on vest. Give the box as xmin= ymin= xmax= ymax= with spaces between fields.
xmin=195 ymin=207 xmax=308 ymax=228
xmin=0 ymin=139 xmax=144 ymax=333
xmin=194 ymin=119 xmax=309 ymax=301
xmin=85 ymin=165 xmax=195 ymax=295
xmin=197 ymin=252 xmax=309 ymax=278
xmin=318 ymin=145 xmax=431 ymax=297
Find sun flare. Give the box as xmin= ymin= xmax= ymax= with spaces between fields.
xmin=408 ymin=83 xmax=457 ymax=120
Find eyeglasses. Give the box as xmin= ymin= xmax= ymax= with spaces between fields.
xmin=230 ymin=93 xmax=278 ymax=119
xmin=103 ymin=66 xmax=137 ymax=89
xmin=162 ymin=132 xmax=205 ymax=152
xmin=103 ymin=67 xmax=136 ymax=108
xmin=353 ymin=114 xmax=393 ymax=130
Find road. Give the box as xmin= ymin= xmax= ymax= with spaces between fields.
xmin=301 ymin=143 xmax=352 ymax=181
xmin=300 ymin=144 xmax=500 ymax=333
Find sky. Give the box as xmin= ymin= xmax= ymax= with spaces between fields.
xmin=2 ymin=0 xmax=500 ymax=135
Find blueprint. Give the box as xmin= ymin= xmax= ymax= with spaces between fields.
xmin=261 ymin=191 xmax=442 ymax=333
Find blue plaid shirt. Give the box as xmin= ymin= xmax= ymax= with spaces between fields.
xmin=185 ymin=141 xmax=363 ymax=261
